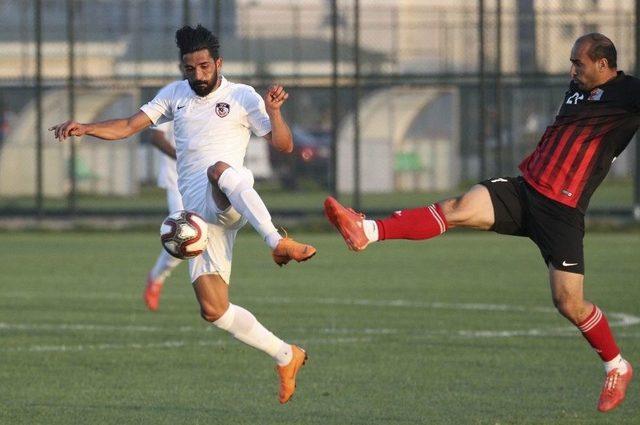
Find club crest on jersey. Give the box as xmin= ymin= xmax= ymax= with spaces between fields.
xmin=588 ymin=88 xmax=604 ymax=101
xmin=215 ymin=102 xmax=230 ymax=117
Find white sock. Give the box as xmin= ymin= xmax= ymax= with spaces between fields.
xmin=363 ymin=219 xmax=379 ymax=242
xmin=213 ymin=303 xmax=293 ymax=365
xmin=149 ymin=250 xmax=182 ymax=283
xmin=604 ymin=354 xmax=628 ymax=374
xmin=217 ymin=167 xmax=280 ymax=246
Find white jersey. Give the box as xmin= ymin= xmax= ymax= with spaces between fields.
xmin=140 ymin=77 xmax=271 ymax=208
xmin=151 ymin=121 xmax=178 ymax=191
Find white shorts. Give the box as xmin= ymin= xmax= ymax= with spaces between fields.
xmin=182 ymin=167 xmax=253 ymax=284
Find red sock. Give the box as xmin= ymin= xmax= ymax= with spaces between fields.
xmin=376 ymin=204 xmax=448 ymax=241
xmin=577 ymin=305 xmax=620 ymax=362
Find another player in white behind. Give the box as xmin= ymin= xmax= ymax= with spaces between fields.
xmin=50 ymin=25 xmax=315 ymax=404
xmin=144 ymin=120 xmax=183 ymax=311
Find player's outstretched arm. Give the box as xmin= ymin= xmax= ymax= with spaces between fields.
xmin=263 ymin=85 xmax=293 ymax=153
xmin=49 ymin=111 xmax=153 ymax=141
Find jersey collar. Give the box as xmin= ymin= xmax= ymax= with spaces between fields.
xmin=594 ymin=71 xmax=624 ymax=90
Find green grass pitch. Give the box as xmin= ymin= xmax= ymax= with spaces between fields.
xmin=0 ymin=231 xmax=638 ymax=424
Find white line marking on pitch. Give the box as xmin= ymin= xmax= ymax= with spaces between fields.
xmin=0 ymin=291 xmax=562 ymax=312
xmin=0 ymin=337 xmax=373 ymax=353
xmin=1 ymin=297 xmax=638 ymax=354
xmin=6 ymin=290 xmax=638 ymax=313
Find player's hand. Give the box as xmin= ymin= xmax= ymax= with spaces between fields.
xmin=48 ymin=120 xmax=88 ymax=141
xmin=264 ymin=85 xmax=289 ymax=112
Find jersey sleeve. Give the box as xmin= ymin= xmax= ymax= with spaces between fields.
xmin=140 ymin=83 xmax=176 ymax=125
xmin=151 ymin=121 xmax=172 ymax=134
xmin=243 ymin=87 xmax=272 ymax=137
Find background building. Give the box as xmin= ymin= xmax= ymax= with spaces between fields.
xmin=0 ymin=0 xmax=637 ymax=218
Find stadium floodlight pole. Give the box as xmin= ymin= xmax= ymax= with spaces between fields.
xmin=67 ymin=0 xmax=76 ymax=214
xmin=635 ymin=0 xmax=640 ymax=220
xmin=353 ymin=0 xmax=361 ymax=211
xmin=478 ymin=0 xmax=486 ymax=179
xmin=330 ymin=0 xmax=339 ymax=198
xmin=35 ymin=0 xmax=43 ymax=217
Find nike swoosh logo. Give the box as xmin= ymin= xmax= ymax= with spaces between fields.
xmin=177 ymin=105 xmax=185 ymax=110
xmin=562 ymin=261 xmax=578 ymax=267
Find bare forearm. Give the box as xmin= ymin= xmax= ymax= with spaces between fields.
xmin=50 ymin=111 xmax=152 ymax=141
xmin=268 ymin=110 xmax=293 ymax=153
xmin=85 ymin=119 xmax=138 ymax=140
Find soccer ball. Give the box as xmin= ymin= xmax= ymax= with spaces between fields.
xmin=160 ymin=210 xmax=208 ymax=259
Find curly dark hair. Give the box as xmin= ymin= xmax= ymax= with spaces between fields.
xmin=175 ymin=24 xmax=220 ymax=59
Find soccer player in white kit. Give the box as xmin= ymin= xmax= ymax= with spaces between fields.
xmin=144 ymin=120 xmax=183 ymax=311
xmin=50 ymin=25 xmax=315 ymax=404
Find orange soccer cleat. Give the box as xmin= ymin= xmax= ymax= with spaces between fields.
xmin=143 ymin=274 xmax=163 ymax=312
xmin=272 ymin=237 xmax=316 ymax=266
xmin=323 ymin=196 xmax=370 ymax=251
xmin=276 ymin=345 xmax=308 ymax=404
xmin=597 ymin=360 xmax=633 ymax=412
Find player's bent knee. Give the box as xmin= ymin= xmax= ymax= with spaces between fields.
xmin=552 ymin=297 xmax=582 ymax=324
xmin=440 ymin=197 xmax=472 ymax=227
xmin=207 ymin=161 xmax=231 ymax=184
xmin=441 ymin=185 xmax=493 ymax=229
xmin=200 ymin=302 xmax=229 ymax=322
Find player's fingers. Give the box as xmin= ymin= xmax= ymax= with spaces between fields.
xmin=274 ymin=90 xmax=288 ymax=103
xmin=62 ymin=123 xmax=76 ymax=139
xmin=266 ymin=85 xmax=276 ymax=97
xmin=55 ymin=121 xmax=70 ymax=139
xmin=269 ymin=85 xmax=284 ymax=98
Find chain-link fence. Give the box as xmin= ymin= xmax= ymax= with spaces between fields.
xmin=0 ymin=0 xmax=638 ymax=219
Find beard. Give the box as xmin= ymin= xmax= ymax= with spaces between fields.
xmin=189 ymin=71 xmax=219 ymax=97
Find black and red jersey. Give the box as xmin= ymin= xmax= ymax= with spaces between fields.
xmin=519 ymin=71 xmax=640 ymax=212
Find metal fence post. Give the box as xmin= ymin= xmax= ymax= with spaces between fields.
xmin=67 ymin=0 xmax=77 ymax=214
xmin=635 ymin=0 xmax=640 ymax=220
xmin=353 ymin=0 xmax=361 ymax=210
xmin=330 ymin=0 xmax=339 ymax=198
xmin=213 ymin=0 xmax=221 ymax=38
xmin=478 ymin=0 xmax=486 ymax=180
xmin=35 ymin=0 xmax=43 ymax=217
xmin=495 ymin=0 xmax=503 ymax=175
xmin=183 ymin=0 xmax=190 ymax=26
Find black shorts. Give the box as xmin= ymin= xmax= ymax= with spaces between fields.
xmin=479 ymin=176 xmax=585 ymax=274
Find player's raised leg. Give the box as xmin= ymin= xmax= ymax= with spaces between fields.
xmin=194 ymin=273 xmax=307 ymax=403
xmin=549 ymin=266 xmax=633 ymax=412
xmin=324 ymin=184 xmax=495 ymax=251
xmin=208 ymin=161 xmax=316 ymax=265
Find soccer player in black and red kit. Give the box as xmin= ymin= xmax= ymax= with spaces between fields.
xmin=324 ymin=33 xmax=636 ymax=413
